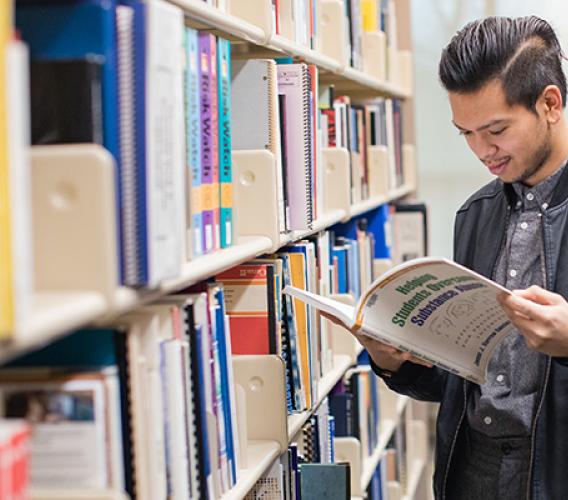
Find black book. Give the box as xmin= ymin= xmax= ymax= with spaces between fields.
xmin=30 ymin=56 xmax=104 ymax=145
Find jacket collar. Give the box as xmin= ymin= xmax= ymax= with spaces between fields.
xmin=502 ymin=159 xmax=568 ymax=209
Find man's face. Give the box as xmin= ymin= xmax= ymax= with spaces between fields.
xmin=449 ymin=79 xmax=551 ymax=184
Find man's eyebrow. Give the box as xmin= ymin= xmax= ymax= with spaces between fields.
xmin=452 ymin=119 xmax=510 ymax=132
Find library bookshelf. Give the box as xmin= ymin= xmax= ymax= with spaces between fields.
xmin=0 ymin=0 xmax=433 ymax=499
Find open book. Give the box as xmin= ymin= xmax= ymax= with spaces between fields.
xmin=283 ymin=257 xmax=515 ymax=384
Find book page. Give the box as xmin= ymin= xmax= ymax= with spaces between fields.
xmin=282 ymin=286 xmax=356 ymax=328
xmin=357 ymin=259 xmax=514 ymax=383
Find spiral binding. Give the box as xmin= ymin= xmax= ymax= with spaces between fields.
xmin=302 ymin=65 xmax=314 ymax=228
xmin=116 ymin=6 xmax=140 ymax=285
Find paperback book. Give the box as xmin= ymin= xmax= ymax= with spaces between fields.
xmin=284 ymin=257 xmax=514 ymax=384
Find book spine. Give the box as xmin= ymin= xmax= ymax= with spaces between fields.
xmin=210 ymin=38 xmax=220 ymax=251
xmin=0 ymin=2 xmax=13 ymax=338
xmin=198 ymin=32 xmax=216 ymax=253
xmin=186 ymin=27 xmax=203 ymax=257
xmin=217 ymin=38 xmax=233 ymax=249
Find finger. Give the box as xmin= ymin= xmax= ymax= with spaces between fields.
xmin=512 ymin=286 xmax=562 ymax=306
xmin=400 ymin=351 xmax=433 ymax=368
xmin=501 ymin=293 xmax=548 ymax=321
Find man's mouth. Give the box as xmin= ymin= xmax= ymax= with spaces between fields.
xmin=486 ymin=157 xmax=511 ymax=175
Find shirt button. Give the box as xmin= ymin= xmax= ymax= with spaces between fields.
xmin=526 ymin=193 xmax=535 ymax=201
xmin=509 ymin=269 xmax=517 ymax=277
xmin=520 ymin=222 xmax=528 ymax=229
xmin=501 ymin=443 xmax=512 ymax=455
xmin=542 ymin=202 xmax=549 ymax=210
xmin=516 ymin=201 xmax=522 ymax=208
xmin=496 ymin=374 xmax=505 ymax=383
xmin=484 ymin=416 xmax=492 ymax=425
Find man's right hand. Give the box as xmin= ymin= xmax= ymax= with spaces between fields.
xmin=320 ymin=312 xmax=433 ymax=373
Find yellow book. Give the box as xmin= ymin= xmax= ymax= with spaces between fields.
xmin=288 ymin=252 xmax=312 ymax=409
xmin=361 ymin=0 xmax=379 ymax=32
xmin=0 ymin=1 xmax=13 ymax=338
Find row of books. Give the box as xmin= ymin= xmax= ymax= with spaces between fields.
xmin=271 ymin=0 xmax=319 ymax=50
xmin=319 ymin=88 xmax=406 ymax=200
xmin=0 ymin=198 xmax=425 ymax=497
xmin=247 ymin=398 xmax=351 ymax=499
xmin=329 ymin=354 xmax=381 ymax=458
xmin=0 ymin=280 xmax=241 ymax=499
xmin=16 ymin=0 xmax=238 ymax=289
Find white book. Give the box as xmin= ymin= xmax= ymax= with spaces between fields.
xmin=125 ymin=313 xmax=167 ymax=500
xmin=0 ymin=377 xmax=108 ymax=489
xmin=163 ymin=340 xmax=191 ymax=500
xmin=277 ymin=64 xmax=313 ymax=230
xmin=6 ymin=40 xmax=32 ymax=330
xmin=145 ymin=0 xmax=186 ymax=285
xmin=284 ymin=257 xmax=515 ymax=384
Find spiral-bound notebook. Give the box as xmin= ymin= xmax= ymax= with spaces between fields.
xmin=277 ymin=63 xmax=314 ymax=231
xmin=230 ymin=59 xmax=287 ymax=233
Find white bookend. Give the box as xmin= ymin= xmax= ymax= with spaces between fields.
xmin=368 ymin=145 xmax=390 ymax=199
xmin=319 ymin=0 xmax=349 ymax=66
xmin=31 ymin=145 xmax=119 ymax=302
xmin=232 ymin=355 xmax=288 ymax=451
xmin=362 ymin=31 xmax=387 ymax=82
xmin=334 ymin=437 xmax=363 ymax=496
xmin=322 ymin=147 xmax=351 ymax=219
xmin=228 ymin=0 xmax=272 ymax=42
xmin=232 ymin=150 xmax=281 ymax=251
xmin=402 ymin=143 xmax=417 ymax=191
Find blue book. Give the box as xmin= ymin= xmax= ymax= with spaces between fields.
xmin=367 ymin=204 xmax=391 ymax=259
xmin=119 ymin=0 xmax=149 ymax=286
xmin=213 ymin=286 xmax=237 ymax=485
xmin=217 ymin=38 xmax=233 ymax=249
xmin=17 ymin=0 xmax=125 ymax=274
xmin=185 ymin=26 xmax=204 ymax=257
xmin=331 ymin=245 xmax=348 ymax=294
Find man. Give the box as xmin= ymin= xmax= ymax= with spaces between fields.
xmin=354 ymin=16 xmax=568 ymax=499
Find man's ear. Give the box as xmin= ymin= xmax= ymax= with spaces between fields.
xmin=540 ymin=85 xmax=563 ymax=123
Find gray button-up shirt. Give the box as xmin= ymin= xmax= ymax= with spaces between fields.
xmin=467 ymin=163 xmax=566 ymax=438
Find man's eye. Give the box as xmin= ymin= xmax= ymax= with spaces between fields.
xmin=458 ymin=130 xmax=471 ymax=136
xmin=490 ymin=128 xmax=506 ymax=135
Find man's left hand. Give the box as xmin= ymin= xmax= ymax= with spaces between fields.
xmin=499 ymin=285 xmax=568 ymax=357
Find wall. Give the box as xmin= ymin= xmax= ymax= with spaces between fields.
xmin=411 ymin=0 xmax=568 ymax=257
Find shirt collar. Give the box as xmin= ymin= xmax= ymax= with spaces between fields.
xmin=512 ymin=159 xmax=568 ymax=210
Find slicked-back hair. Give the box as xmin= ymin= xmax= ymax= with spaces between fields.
xmin=439 ymin=16 xmax=567 ymax=112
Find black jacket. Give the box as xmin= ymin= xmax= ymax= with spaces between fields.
xmin=373 ymin=166 xmax=568 ymax=499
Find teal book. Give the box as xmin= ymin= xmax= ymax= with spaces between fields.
xmin=299 ymin=463 xmax=351 ymax=500
xmin=217 ymin=37 xmax=233 ymax=248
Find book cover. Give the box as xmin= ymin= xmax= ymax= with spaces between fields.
xmin=216 ymin=264 xmax=278 ymax=355
xmin=30 ymin=58 xmax=104 ymax=145
xmin=145 ymin=0 xmax=185 ymax=285
xmin=284 ymin=257 xmax=516 ymax=384
xmin=299 ymin=463 xmax=351 ymax=499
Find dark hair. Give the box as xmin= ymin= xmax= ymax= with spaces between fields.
xmin=439 ymin=16 xmax=567 ymax=111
